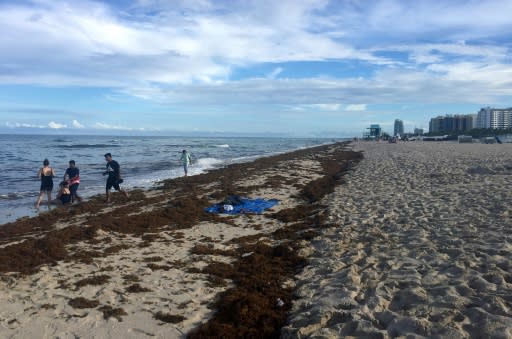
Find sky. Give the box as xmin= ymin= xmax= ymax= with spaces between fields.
xmin=1 ymin=0 xmax=512 ymax=137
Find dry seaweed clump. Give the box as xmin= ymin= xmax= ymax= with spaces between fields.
xmin=126 ymin=283 xmax=152 ymax=293
xmin=68 ymin=297 xmax=100 ymax=309
xmin=75 ymin=275 xmax=110 ymax=288
xmin=98 ymin=305 xmax=127 ymax=321
xmin=0 ymin=225 xmax=98 ymax=275
xmin=188 ymin=243 xmax=303 ymax=339
xmin=154 ymin=311 xmax=186 ymax=324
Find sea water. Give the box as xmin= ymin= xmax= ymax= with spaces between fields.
xmin=0 ymin=134 xmax=341 ymax=224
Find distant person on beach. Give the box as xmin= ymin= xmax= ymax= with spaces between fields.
xmin=180 ymin=149 xmax=192 ymax=176
xmin=54 ymin=181 xmax=72 ymax=206
xmin=103 ymin=153 xmax=129 ymax=203
xmin=35 ymin=159 xmax=55 ymax=208
xmin=63 ymin=160 xmax=82 ymax=203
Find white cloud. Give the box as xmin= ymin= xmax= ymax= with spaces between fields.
xmin=0 ymin=0 xmax=509 ymax=98
xmin=346 ymin=104 xmax=367 ymax=111
xmin=311 ymin=104 xmax=341 ymax=111
xmin=94 ymin=122 xmax=135 ymax=130
xmin=48 ymin=121 xmax=67 ymax=129
xmin=5 ymin=121 xmax=45 ymax=128
xmin=72 ymin=119 xmax=85 ymax=128
xmin=0 ymin=0 xmax=381 ymax=88
xmin=119 ymin=65 xmax=512 ymax=107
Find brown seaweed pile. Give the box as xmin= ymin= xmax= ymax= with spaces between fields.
xmin=188 ymin=147 xmax=361 ymax=338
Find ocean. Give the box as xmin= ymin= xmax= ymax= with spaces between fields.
xmin=0 ymin=134 xmax=342 ymax=224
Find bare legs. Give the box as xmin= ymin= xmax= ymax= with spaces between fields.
xmin=70 ymin=184 xmax=82 ymax=204
xmin=35 ymin=191 xmax=52 ymax=208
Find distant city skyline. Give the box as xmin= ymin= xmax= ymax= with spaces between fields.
xmin=1 ymin=1 xmax=512 ymax=137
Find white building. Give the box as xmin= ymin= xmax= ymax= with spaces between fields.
xmin=476 ymin=107 xmax=512 ymax=129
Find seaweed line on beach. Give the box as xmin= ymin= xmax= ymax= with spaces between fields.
xmin=187 ymin=147 xmax=362 ymax=338
xmin=0 ymin=142 xmax=363 ymax=337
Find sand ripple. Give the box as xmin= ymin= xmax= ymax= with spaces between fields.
xmin=283 ymin=142 xmax=512 ymax=338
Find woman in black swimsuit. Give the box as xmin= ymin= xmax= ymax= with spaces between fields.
xmin=35 ymin=159 xmax=56 ymax=208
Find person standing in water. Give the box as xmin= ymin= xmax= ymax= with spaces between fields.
xmin=180 ymin=149 xmax=192 ymax=176
xmin=103 ymin=153 xmax=129 ymax=203
xmin=35 ymin=158 xmax=56 ymax=208
xmin=63 ymin=160 xmax=82 ymax=203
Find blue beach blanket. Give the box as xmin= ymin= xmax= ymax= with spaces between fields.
xmin=205 ymin=197 xmax=279 ymax=214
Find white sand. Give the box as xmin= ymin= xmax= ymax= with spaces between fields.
xmin=283 ymin=141 xmax=512 ymax=338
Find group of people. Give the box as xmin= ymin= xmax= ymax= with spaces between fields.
xmin=35 ymin=159 xmax=82 ymax=208
xmin=35 ymin=150 xmax=193 ymax=208
xmin=35 ymin=153 xmax=129 ymax=208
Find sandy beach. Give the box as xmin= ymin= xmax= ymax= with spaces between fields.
xmin=0 ymin=142 xmax=360 ymax=338
xmin=283 ymin=141 xmax=512 ymax=338
xmin=1 ymin=141 xmax=511 ymax=338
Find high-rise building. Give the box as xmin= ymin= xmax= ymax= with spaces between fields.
xmin=476 ymin=107 xmax=512 ymax=129
xmin=414 ymin=128 xmax=424 ymax=135
xmin=429 ymin=115 xmax=453 ymax=133
xmin=453 ymin=114 xmax=474 ymax=131
xmin=394 ymin=119 xmax=404 ymax=136
xmin=429 ymin=114 xmax=474 ymax=133
xmin=476 ymin=107 xmax=492 ymax=128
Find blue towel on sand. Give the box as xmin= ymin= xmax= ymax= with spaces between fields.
xmin=205 ymin=198 xmax=279 ymax=214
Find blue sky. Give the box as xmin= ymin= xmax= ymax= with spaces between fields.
xmin=1 ymin=0 xmax=512 ymax=137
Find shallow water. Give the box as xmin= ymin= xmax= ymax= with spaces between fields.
xmin=0 ymin=134 xmax=341 ymax=224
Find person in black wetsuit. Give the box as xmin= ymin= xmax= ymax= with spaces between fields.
xmin=103 ymin=153 xmax=129 ymax=203
xmin=64 ymin=160 xmax=82 ymax=203
xmin=35 ymin=158 xmax=56 ymax=208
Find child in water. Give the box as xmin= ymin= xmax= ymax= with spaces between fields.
xmin=54 ymin=181 xmax=72 ymax=206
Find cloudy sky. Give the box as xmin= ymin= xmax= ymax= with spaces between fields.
xmin=1 ymin=0 xmax=512 ymax=136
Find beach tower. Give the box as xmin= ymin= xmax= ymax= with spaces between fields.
xmin=363 ymin=124 xmax=382 ymax=140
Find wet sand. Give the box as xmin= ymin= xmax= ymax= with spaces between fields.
xmin=0 ymin=142 xmax=360 ymax=338
xmin=1 ymin=141 xmax=511 ymax=338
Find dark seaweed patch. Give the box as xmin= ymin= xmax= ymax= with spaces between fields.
xmin=154 ymin=311 xmax=186 ymax=323
xmin=75 ymin=275 xmax=110 ymax=288
xmin=126 ymin=283 xmax=152 ymax=293
xmin=98 ymin=305 xmax=127 ymax=321
xmin=68 ymin=297 xmax=100 ymax=309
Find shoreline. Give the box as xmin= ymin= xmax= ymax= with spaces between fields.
xmin=0 ymin=138 xmax=342 ymax=226
xmin=0 ymin=141 xmax=359 ymax=337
